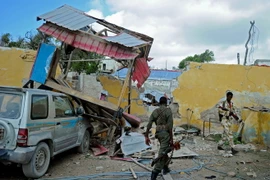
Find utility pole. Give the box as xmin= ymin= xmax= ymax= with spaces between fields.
xmin=244 ymin=21 xmax=255 ymax=66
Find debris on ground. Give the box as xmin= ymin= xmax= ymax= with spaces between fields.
xmin=95 ymin=166 xmax=104 ymax=171
xmin=247 ymin=171 xmax=257 ymax=178
xmin=234 ymin=143 xmax=257 ymax=152
xmin=227 ymin=171 xmax=236 ymax=177
xmin=91 ymin=145 xmax=109 ymax=156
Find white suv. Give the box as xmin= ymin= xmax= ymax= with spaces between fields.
xmin=0 ymin=86 xmax=93 ymax=178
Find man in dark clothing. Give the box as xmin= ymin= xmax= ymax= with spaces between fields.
xmin=145 ymin=97 xmax=173 ymax=180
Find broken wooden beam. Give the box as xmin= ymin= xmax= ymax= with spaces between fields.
xmin=44 ymin=80 xmax=118 ymax=111
xmin=83 ymin=113 xmax=118 ymax=126
xmin=129 ymin=166 xmax=138 ymax=179
xmin=93 ymin=128 xmax=110 ymax=136
xmin=131 ymin=158 xmax=152 ymax=172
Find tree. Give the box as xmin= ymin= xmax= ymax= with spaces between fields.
xmin=8 ymin=36 xmax=25 ymax=48
xmin=178 ymin=49 xmax=215 ymax=69
xmin=1 ymin=33 xmax=11 ymax=46
xmin=25 ymin=31 xmax=53 ymax=50
xmin=70 ymin=49 xmax=103 ymax=74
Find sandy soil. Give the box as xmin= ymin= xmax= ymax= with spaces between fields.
xmin=1 ymin=137 xmax=270 ymax=180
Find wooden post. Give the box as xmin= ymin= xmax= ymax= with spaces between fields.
xmin=117 ymin=60 xmax=135 ymax=108
xmin=128 ymin=60 xmax=134 ymax=114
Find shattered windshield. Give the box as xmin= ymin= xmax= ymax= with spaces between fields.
xmin=0 ymin=93 xmax=22 ymax=119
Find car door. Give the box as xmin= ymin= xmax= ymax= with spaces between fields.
xmin=53 ymin=95 xmax=79 ymax=152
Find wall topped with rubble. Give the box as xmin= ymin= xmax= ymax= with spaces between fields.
xmin=0 ymin=47 xmax=36 ymax=87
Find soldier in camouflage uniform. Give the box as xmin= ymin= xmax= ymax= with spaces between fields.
xmin=218 ymin=91 xmax=241 ymax=154
xmin=145 ymin=97 xmax=173 ymax=180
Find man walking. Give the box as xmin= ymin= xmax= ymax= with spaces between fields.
xmin=218 ymin=91 xmax=241 ymax=154
xmin=145 ymin=97 xmax=173 ymax=180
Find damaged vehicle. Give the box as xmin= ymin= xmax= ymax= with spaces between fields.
xmin=0 ymin=86 xmax=93 ymax=178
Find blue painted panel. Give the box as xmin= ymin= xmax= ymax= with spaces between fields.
xmin=30 ymin=43 xmax=57 ymax=84
xmin=113 ymin=68 xmax=181 ymax=80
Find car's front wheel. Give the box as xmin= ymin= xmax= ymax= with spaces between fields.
xmin=22 ymin=142 xmax=50 ymax=178
xmin=77 ymin=130 xmax=90 ymax=153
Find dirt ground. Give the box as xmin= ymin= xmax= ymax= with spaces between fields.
xmin=1 ymin=136 xmax=270 ymax=180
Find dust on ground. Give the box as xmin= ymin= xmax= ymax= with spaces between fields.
xmin=1 ymin=136 xmax=270 ymax=180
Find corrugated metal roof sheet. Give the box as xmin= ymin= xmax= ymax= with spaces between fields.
xmin=114 ymin=69 xmax=181 ymax=81
xmin=37 ymin=5 xmax=97 ymax=31
xmin=102 ymin=32 xmax=147 ymax=47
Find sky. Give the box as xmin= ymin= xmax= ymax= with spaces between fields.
xmin=1 ymin=0 xmax=270 ymax=69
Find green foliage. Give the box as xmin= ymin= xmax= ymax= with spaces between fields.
xmin=178 ymin=49 xmax=215 ymax=69
xmin=1 ymin=31 xmax=54 ymax=50
xmin=0 ymin=33 xmax=11 ymax=45
xmin=8 ymin=37 xmax=25 ymax=48
xmin=25 ymin=31 xmax=54 ymax=50
xmin=70 ymin=49 xmax=103 ymax=74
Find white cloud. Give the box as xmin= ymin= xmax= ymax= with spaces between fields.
xmin=86 ymin=0 xmax=270 ymax=69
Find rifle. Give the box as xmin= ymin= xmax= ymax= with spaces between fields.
xmin=151 ymin=138 xmax=182 ymax=167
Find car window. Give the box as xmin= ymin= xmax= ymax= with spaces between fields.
xmin=0 ymin=93 xmax=22 ymax=119
xmin=53 ymin=96 xmax=75 ymax=117
xmin=31 ymin=95 xmax=48 ymax=120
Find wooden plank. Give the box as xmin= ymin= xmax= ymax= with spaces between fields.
xmin=93 ymin=128 xmax=109 ymax=135
xmin=131 ymin=158 xmax=152 ymax=171
xmin=117 ymin=62 xmax=133 ymax=107
xmin=108 ymin=126 xmax=117 ymax=144
xmin=83 ymin=113 xmax=118 ymax=126
xmin=44 ymin=80 xmax=118 ymax=111
xmin=129 ymin=166 xmax=138 ymax=179
xmin=100 ymin=109 xmax=114 ymax=118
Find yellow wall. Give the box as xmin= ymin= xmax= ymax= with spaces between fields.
xmin=0 ymin=47 xmax=36 ymax=87
xmin=173 ymin=62 xmax=270 ymax=145
xmin=242 ymin=109 xmax=270 ymax=145
xmin=0 ymin=47 xmax=61 ymax=87
xmin=98 ymin=75 xmax=147 ymax=116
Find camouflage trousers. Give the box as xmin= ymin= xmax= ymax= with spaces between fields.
xmin=154 ymin=131 xmax=170 ymax=172
xmin=218 ymin=117 xmax=234 ymax=148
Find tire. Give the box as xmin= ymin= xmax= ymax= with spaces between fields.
xmin=77 ymin=130 xmax=90 ymax=153
xmin=22 ymin=142 xmax=50 ymax=178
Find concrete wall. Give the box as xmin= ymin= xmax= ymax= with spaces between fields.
xmin=79 ymin=73 xmax=103 ymax=99
xmin=173 ymin=62 xmax=270 ymax=145
xmin=0 ymin=47 xmax=36 ymax=87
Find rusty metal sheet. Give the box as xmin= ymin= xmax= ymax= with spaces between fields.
xmin=38 ymin=23 xmax=138 ymax=60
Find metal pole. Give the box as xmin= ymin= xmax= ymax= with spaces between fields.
xmin=237 ymin=53 xmax=240 ymax=64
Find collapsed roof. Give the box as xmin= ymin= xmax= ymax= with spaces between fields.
xmin=37 ymin=4 xmax=154 ymax=87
